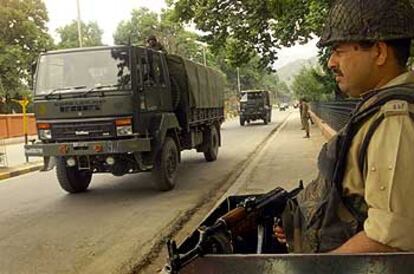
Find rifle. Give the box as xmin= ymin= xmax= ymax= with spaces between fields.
xmin=165 ymin=181 xmax=304 ymax=273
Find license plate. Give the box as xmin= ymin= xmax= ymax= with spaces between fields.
xmin=25 ymin=147 xmax=43 ymax=155
xmin=73 ymin=142 xmax=88 ymax=148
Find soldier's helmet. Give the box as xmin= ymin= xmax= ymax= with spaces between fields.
xmin=147 ymin=35 xmax=157 ymax=42
xmin=318 ymin=0 xmax=414 ymax=47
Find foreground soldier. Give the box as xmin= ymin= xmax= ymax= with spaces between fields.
xmin=277 ymin=0 xmax=414 ymax=253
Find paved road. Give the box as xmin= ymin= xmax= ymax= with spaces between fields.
xmin=0 ymin=110 xmax=291 ymax=274
xmin=141 ymin=111 xmax=326 ymax=274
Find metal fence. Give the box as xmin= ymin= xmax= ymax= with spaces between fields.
xmin=310 ymin=99 xmax=360 ymax=131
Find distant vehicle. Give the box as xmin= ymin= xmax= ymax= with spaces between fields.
xmin=25 ymin=46 xmax=225 ymax=193
xmin=239 ymin=90 xmax=272 ymax=126
xmin=279 ymin=103 xmax=288 ymax=111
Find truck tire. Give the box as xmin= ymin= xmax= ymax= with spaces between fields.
xmin=264 ymin=112 xmax=271 ymax=124
xmin=240 ymin=118 xmax=245 ymax=126
xmin=153 ymin=137 xmax=179 ymax=191
xmin=203 ymin=125 xmax=219 ymax=162
xmin=263 ymin=115 xmax=269 ymax=125
xmin=56 ymin=157 xmax=92 ymax=193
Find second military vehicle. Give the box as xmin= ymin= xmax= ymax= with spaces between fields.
xmin=25 ymin=46 xmax=225 ymax=193
xmin=239 ymin=90 xmax=271 ymax=126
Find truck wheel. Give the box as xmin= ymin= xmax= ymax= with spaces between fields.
xmin=240 ymin=118 xmax=245 ymax=126
xmin=263 ymin=115 xmax=269 ymax=125
xmin=56 ymin=157 xmax=92 ymax=193
xmin=153 ymin=137 xmax=179 ymax=191
xmin=204 ymin=126 xmax=219 ymax=162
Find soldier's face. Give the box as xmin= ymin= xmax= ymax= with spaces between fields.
xmin=328 ymin=42 xmax=379 ymax=97
xmin=148 ymin=39 xmax=156 ymax=46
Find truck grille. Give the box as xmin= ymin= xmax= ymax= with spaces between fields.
xmin=51 ymin=120 xmax=116 ymax=141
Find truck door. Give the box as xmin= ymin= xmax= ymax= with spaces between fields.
xmin=140 ymin=50 xmax=171 ymax=112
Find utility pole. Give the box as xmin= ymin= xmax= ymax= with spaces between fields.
xmin=12 ymin=97 xmax=30 ymax=162
xmin=237 ymin=67 xmax=241 ymax=93
xmin=76 ymin=0 xmax=83 ymax=47
xmin=191 ymin=40 xmax=208 ymax=66
xmin=202 ymin=46 xmax=207 ymax=66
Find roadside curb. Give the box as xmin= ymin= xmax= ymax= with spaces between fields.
xmin=0 ymin=161 xmax=43 ymax=181
xmin=309 ymin=111 xmax=337 ymax=140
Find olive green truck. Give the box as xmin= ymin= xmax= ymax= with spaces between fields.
xmin=25 ymin=46 xmax=225 ymax=193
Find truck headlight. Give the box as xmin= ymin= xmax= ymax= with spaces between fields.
xmin=38 ymin=129 xmax=52 ymax=139
xmin=115 ymin=117 xmax=133 ymax=136
xmin=116 ymin=125 xmax=133 ymax=136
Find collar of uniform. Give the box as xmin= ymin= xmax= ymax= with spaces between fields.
xmin=358 ymin=71 xmax=414 ymax=110
xmin=381 ymin=71 xmax=414 ymax=89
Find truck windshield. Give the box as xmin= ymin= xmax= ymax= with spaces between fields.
xmin=240 ymin=93 xmax=263 ymax=102
xmin=35 ymin=48 xmax=131 ymax=96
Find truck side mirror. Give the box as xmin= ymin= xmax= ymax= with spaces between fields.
xmin=30 ymin=61 xmax=37 ymax=91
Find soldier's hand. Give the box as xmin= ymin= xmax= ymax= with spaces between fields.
xmin=273 ymin=225 xmax=287 ymax=244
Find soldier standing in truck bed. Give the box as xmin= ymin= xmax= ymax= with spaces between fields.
xmin=275 ymin=0 xmax=414 ymax=253
xmin=147 ymin=35 xmax=167 ymax=53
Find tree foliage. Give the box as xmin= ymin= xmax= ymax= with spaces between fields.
xmin=113 ymin=8 xmax=159 ymax=46
xmin=0 ymin=0 xmax=52 ymax=104
xmin=113 ymin=8 xmax=205 ymax=62
xmin=291 ymin=66 xmax=335 ymax=101
xmin=170 ymin=0 xmax=330 ymax=68
xmin=56 ymin=20 xmax=103 ymax=49
xmin=113 ymin=7 xmax=290 ymax=102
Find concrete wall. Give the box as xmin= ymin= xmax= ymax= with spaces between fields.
xmin=309 ymin=111 xmax=337 ymax=140
xmin=0 ymin=114 xmax=37 ymax=139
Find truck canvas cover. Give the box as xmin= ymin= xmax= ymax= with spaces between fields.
xmin=166 ymin=55 xmax=224 ymax=109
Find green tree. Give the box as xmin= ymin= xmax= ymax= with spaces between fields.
xmin=171 ymin=0 xmax=330 ymax=68
xmin=56 ymin=20 xmax=103 ymax=49
xmin=113 ymin=7 xmax=203 ymax=61
xmin=291 ymin=66 xmax=334 ymax=101
xmin=113 ymin=7 xmax=290 ymax=104
xmin=0 ymin=0 xmax=52 ymax=108
xmin=113 ymin=8 xmax=159 ymax=46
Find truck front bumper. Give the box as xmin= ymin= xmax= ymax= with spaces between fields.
xmin=24 ymin=138 xmax=152 ymax=157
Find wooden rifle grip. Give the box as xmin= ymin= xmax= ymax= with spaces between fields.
xmin=220 ymin=207 xmax=247 ymax=228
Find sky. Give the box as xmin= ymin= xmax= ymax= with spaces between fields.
xmin=43 ymin=0 xmax=318 ymax=69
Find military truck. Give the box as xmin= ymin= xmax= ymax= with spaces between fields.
xmin=25 ymin=46 xmax=225 ymax=193
xmin=239 ymin=90 xmax=271 ymax=126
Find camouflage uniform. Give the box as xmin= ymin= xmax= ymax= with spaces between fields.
xmin=282 ymin=0 xmax=414 ymax=252
xmin=300 ymin=101 xmax=310 ymax=138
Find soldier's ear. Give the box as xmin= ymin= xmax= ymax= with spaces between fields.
xmin=375 ymin=42 xmax=388 ymax=66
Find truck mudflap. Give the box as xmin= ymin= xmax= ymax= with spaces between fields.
xmin=24 ymin=137 xmax=151 ymax=157
xmin=178 ymin=253 xmax=414 ymax=274
xmin=165 ymin=194 xmax=414 ymax=274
